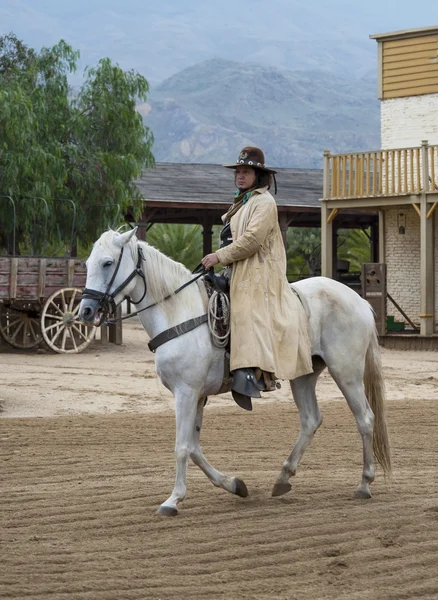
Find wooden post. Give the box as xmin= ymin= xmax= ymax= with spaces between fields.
xmin=202 ymin=220 xmax=213 ymax=256
xmin=321 ymin=203 xmax=333 ymax=278
xmin=108 ymin=305 xmax=123 ymax=345
xmin=332 ymin=228 xmax=338 ymax=280
xmin=278 ymin=213 xmax=289 ymax=251
xmin=370 ymin=220 xmax=379 ymax=263
xmin=99 ymin=323 xmax=108 ymax=344
xmin=420 ymin=140 xmax=435 ymax=335
xmin=321 ymin=151 xmax=333 ymax=278
xmin=378 ymin=210 xmax=385 ymax=264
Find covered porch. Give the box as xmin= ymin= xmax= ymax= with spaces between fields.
xmin=135 ymin=162 xmax=379 ymax=281
xmin=321 ymin=141 xmax=438 ymax=338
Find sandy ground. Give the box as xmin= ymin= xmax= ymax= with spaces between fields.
xmin=1 ymin=320 xmax=438 ymax=599
xmin=1 ymin=320 xmax=438 ymax=419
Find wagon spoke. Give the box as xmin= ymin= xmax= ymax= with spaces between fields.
xmin=22 ymin=321 xmax=29 ymax=342
xmin=10 ymin=320 xmax=24 ymax=341
xmin=27 ymin=319 xmax=39 ymax=340
xmin=71 ymin=324 xmax=89 ymax=342
xmin=45 ymin=321 xmax=64 ymax=333
xmin=68 ymin=289 xmax=78 ymax=312
xmin=45 ymin=314 xmax=63 ymax=321
xmin=5 ymin=316 xmax=23 ymax=328
xmin=60 ymin=290 xmax=68 ymax=312
xmin=50 ymin=323 xmax=65 ymax=346
xmin=49 ymin=300 xmax=64 ymax=317
xmin=61 ymin=328 xmax=68 ymax=350
xmin=70 ymin=329 xmax=78 ymax=351
xmin=72 ymin=303 xmax=81 ymax=316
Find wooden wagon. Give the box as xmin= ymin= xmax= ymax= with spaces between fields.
xmin=0 ymin=256 xmax=96 ymax=353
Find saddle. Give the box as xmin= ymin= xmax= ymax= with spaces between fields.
xmin=203 ymin=270 xmax=230 ymax=294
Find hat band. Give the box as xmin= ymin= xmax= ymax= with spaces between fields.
xmin=237 ymin=158 xmax=265 ymax=168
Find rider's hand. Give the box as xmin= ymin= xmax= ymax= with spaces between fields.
xmin=201 ymin=253 xmax=220 ymax=270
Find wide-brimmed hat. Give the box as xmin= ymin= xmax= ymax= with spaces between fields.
xmin=223 ymin=146 xmax=277 ymax=174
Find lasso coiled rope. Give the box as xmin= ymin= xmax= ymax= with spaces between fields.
xmin=207 ymin=290 xmax=230 ymax=348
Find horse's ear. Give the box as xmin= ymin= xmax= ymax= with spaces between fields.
xmin=115 ymin=227 xmax=138 ymax=248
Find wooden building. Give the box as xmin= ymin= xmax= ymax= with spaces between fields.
xmin=321 ymin=25 xmax=438 ymax=345
xmin=137 ymin=162 xmax=378 ymax=260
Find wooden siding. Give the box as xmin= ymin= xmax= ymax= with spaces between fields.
xmin=0 ymin=257 xmax=87 ymax=302
xmin=381 ymin=34 xmax=438 ymax=99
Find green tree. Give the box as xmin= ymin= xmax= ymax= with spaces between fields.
xmin=286 ymin=226 xmax=371 ymax=279
xmin=146 ymin=223 xmax=203 ymax=271
xmin=337 ymin=228 xmax=371 ymax=271
xmin=0 ymin=34 xmax=154 ymax=255
xmin=286 ymin=227 xmax=321 ymax=280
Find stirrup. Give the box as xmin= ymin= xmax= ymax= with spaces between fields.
xmin=231 ymin=390 xmax=253 ymax=411
xmin=231 ymin=368 xmax=262 ymax=399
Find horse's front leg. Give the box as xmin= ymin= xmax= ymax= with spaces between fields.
xmin=156 ymin=389 xmax=198 ymax=516
xmin=190 ymin=398 xmax=249 ymax=498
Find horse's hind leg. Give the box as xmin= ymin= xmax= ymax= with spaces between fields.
xmin=272 ymin=357 xmax=325 ymax=497
xmin=190 ymin=397 xmax=249 ymax=498
xmin=328 ymin=364 xmax=375 ymax=499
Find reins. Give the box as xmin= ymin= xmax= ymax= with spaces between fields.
xmin=105 ymin=266 xmax=206 ymax=325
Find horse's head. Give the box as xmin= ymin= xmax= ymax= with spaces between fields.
xmin=79 ymin=227 xmax=141 ymax=325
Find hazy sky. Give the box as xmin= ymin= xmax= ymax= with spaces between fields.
xmin=2 ymin=0 xmax=437 ymax=83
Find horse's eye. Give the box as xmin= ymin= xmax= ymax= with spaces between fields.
xmin=103 ymin=260 xmax=113 ymax=268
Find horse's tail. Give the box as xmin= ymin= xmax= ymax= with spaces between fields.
xmin=364 ymin=325 xmax=392 ymax=478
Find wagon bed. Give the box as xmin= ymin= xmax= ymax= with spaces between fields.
xmin=0 ymin=256 xmax=95 ymax=353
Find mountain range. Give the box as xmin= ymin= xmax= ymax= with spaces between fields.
xmin=3 ymin=0 xmax=434 ymax=167
xmin=141 ymin=59 xmax=381 ymax=169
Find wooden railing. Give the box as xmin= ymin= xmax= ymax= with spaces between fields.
xmin=324 ymin=142 xmax=438 ymax=199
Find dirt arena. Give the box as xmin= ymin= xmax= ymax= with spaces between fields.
xmin=1 ymin=321 xmax=438 ymax=600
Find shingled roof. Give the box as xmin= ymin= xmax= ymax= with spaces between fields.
xmin=136 ymin=163 xmax=323 ymax=208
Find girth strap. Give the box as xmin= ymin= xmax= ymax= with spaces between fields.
xmin=148 ymin=314 xmax=208 ymax=353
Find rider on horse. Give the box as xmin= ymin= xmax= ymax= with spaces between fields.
xmin=201 ymin=147 xmax=312 ymax=408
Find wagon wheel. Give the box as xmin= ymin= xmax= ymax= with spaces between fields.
xmin=41 ymin=288 xmax=96 ymax=354
xmin=0 ymin=305 xmax=42 ymax=349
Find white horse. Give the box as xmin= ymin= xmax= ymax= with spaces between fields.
xmin=79 ymin=228 xmax=391 ymax=516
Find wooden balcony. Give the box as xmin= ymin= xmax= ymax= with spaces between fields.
xmin=323 ymin=141 xmax=438 ymax=207
xmin=321 ymin=141 xmax=437 ymax=336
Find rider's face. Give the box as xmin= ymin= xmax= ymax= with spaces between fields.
xmin=235 ymin=166 xmax=257 ymax=191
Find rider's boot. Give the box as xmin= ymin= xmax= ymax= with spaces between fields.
xmin=231 ymin=368 xmax=281 ymax=411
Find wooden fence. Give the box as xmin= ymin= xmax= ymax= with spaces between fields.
xmin=324 ymin=142 xmax=438 ymax=199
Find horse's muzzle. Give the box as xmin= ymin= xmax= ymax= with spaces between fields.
xmin=79 ymin=298 xmax=103 ymax=326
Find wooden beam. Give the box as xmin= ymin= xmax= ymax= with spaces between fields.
xmin=427 ymin=202 xmax=437 ymax=219
xmin=326 ymin=194 xmax=421 ymax=210
xmin=9 ymin=258 xmax=18 ymax=301
xmin=202 ymin=220 xmax=213 ymax=256
xmin=420 ymin=194 xmax=435 ymax=335
xmin=378 ymin=210 xmax=385 ymax=263
xmin=108 ymin=305 xmax=123 ymax=345
xmin=327 ymin=208 xmax=339 ymax=224
xmin=411 ymin=203 xmax=421 ymax=217
xmin=321 ymin=202 xmax=333 ymax=278
xmin=377 ymin=42 xmax=383 ymax=99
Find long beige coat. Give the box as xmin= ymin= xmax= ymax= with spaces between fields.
xmin=215 ymin=187 xmax=312 ymax=380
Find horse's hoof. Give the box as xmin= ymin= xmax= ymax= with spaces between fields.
xmin=354 ymin=489 xmax=372 ymax=500
xmin=156 ymin=505 xmax=178 ymax=517
xmin=271 ymin=482 xmax=292 ymax=497
xmin=234 ymin=478 xmax=249 ymax=498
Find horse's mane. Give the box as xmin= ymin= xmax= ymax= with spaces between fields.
xmin=98 ymin=229 xmax=202 ymax=321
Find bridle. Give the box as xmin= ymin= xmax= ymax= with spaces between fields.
xmin=82 ymin=245 xmax=206 ymax=328
xmin=82 ymin=246 xmax=147 ymax=326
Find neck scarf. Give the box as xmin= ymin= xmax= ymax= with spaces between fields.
xmin=224 ymin=187 xmax=257 ymax=222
